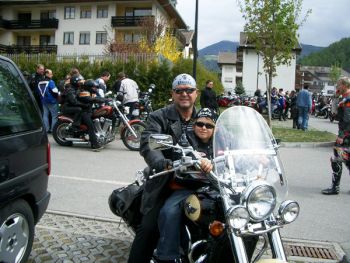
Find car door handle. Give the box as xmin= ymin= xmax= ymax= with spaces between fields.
xmin=0 ymin=160 xmax=9 ymax=183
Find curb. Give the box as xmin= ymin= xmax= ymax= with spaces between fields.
xmin=280 ymin=141 xmax=334 ymax=148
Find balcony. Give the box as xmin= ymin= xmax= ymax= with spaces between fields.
xmin=111 ymin=16 xmax=154 ymax=27
xmin=166 ymin=28 xmax=186 ymax=46
xmin=0 ymin=18 xmax=59 ymax=30
xmin=0 ymin=44 xmax=57 ymax=54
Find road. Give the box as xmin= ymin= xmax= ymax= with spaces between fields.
xmin=47 ymin=117 xmax=350 ymax=258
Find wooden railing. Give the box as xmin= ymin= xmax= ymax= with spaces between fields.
xmin=111 ymin=16 xmax=154 ymax=27
xmin=0 ymin=18 xmax=58 ymax=29
xmin=0 ymin=45 xmax=58 ymax=54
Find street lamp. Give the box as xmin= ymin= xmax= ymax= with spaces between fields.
xmin=192 ymin=0 xmax=198 ymax=80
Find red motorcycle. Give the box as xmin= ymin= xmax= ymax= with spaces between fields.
xmin=53 ymin=97 xmax=146 ymax=151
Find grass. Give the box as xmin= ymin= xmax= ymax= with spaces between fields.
xmin=272 ymin=127 xmax=336 ymax=142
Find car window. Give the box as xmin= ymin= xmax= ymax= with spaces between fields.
xmin=0 ymin=59 xmax=42 ymax=136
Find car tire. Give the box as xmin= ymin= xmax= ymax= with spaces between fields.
xmin=0 ymin=199 xmax=34 ymax=263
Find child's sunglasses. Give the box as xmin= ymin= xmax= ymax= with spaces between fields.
xmin=195 ymin=121 xmax=215 ymax=129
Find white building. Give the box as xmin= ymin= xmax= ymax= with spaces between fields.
xmin=218 ymin=32 xmax=300 ymax=95
xmin=217 ymin=52 xmax=238 ymax=94
xmin=0 ymin=0 xmax=189 ymax=56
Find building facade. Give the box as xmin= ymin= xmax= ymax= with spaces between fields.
xmin=0 ymin=0 xmax=188 ymax=56
xmin=217 ymin=32 xmax=300 ymax=96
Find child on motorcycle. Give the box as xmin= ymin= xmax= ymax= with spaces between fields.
xmin=155 ymin=108 xmax=217 ymax=263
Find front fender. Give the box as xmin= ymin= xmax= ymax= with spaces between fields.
xmin=58 ymin=115 xmax=74 ymax=123
xmin=120 ymin=119 xmax=144 ymax=134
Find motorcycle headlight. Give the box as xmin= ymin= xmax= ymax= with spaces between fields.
xmin=227 ymin=206 xmax=249 ymax=229
xmin=241 ymin=181 xmax=276 ymax=221
xmin=278 ymin=200 xmax=300 ymax=224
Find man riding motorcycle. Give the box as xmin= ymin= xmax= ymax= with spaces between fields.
xmin=128 ymin=73 xmax=204 ymax=263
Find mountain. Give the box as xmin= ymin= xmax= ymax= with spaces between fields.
xmin=198 ymin=40 xmax=239 ymax=57
xmin=299 ymin=38 xmax=350 ymax=70
xmin=198 ymin=40 xmax=324 ymax=72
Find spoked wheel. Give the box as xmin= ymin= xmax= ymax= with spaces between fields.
xmin=0 ymin=200 xmax=34 ymax=263
xmin=121 ymin=121 xmax=146 ymax=151
xmin=52 ymin=121 xmax=73 ymax=146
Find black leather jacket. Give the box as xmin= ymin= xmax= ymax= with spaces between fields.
xmin=337 ymin=95 xmax=350 ymax=140
xmin=140 ymin=104 xmax=197 ymax=214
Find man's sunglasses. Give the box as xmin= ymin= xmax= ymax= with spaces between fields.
xmin=173 ymin=88 xmax=196 ymax=94
xmin=195 ymin=121 xmax=215 ymax=129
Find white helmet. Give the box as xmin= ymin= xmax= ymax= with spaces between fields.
xmin=172 ymin=73 xmax=196 ymax=89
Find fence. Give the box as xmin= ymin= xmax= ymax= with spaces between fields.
xmin=2 ymin=53 xmax=159 ymax=64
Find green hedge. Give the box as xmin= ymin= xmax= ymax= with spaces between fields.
xmin=9 ymin=54 xmax=224 ymax=109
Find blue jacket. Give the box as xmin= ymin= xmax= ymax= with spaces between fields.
xmin=38 ymin=79 xmax=58 ymax=104
xmin=296 ymin=89 xmax=311 ymax=108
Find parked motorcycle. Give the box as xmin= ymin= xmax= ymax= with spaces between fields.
xmin=138 ymin=84 xmax=155 ymax=121
xmin=53 ymin=95 xmax=146 ymax=151
xmin=314 ymin=103 xmax=330 ymax=119
xmin=109 ymin=106 xmax=299 ymax=262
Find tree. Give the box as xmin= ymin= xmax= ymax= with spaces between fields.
xmin=235 ymin=81 xmax=245 ymax=95
xmin=329 ymin=63 xmax=342 ymax=85
xmin=239 ymin=0 xmax=310 ymax=126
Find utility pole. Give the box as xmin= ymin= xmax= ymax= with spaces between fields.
xmin=192 ymin=0 xmax=198 ymax=79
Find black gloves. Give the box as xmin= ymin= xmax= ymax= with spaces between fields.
xmin=152 ymin=159 xmax=173 ymax=173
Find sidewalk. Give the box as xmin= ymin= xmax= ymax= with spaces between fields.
xmin=28 ymin=211 xmax=347 ymax=263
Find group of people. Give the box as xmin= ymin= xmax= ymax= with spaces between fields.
xmin=27 ymin=63 xmax=140 ymax=150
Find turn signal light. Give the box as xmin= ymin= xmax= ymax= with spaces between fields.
xmin=209 ymin=220 xmax=225 ymax=237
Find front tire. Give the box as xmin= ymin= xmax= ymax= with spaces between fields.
xmin=52 ymin=120 xmax=73 ymax=146
xmin=121 ymin=121 xmax=146 ymax=151
xmin=0 ymin=199 xmax=34 ymax=263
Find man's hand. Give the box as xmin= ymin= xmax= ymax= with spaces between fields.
xmin=153 ymin=159 xmax=173 ymax=173
xmin=199 ymin=158 xmax=213 ymax=173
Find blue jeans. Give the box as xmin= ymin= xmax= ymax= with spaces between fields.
xmin=156 ymin=189 xmax=193 ymax=261
xmin=43 ymin=103 xmax=58 ymax=132
xmin=297 ymin=106 xmax=309 ymax=130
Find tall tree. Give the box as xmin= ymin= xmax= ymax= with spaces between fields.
xmin=239 ymin=0 xmax=310 ymax=126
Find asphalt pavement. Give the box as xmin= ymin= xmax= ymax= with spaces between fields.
xmin=28 ymin=116 xmax=350 ymax=262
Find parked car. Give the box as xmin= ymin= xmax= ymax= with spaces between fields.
xmin=0 ymin=55 xmax=51 ymax=263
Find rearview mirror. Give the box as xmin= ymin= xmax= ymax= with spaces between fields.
xmin=149 ymin=134 xmax=173 ymax=150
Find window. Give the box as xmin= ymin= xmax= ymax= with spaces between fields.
xmin=40 ymin=35 xmax=54 ymax=45
xmin=97 ymin=6 xmax=108 ymax=18
xmin=80 ymin=7 xmax=91 ymax=18
xmin=134 ymin=8 xmax=152 ymax=16
xmin=63 ymin=32 xmax=74 ymax=45
xmin=124 ymin=33 xmax=141 ymax=44
xmin=40 ymin=10 xmax=56 ymax=19
xmin=96 ymin=32 xmax=107 ymax=44
xmin=17 ymin=36 xmax=30 ymax=46
xmin=79 ymin=32 xmax=90 ymax=45
xmin=224 ymin=77 xmax=233 ymax=83
xmin=64 ymin=7 xmax=75 ymax=19
xmin=0 ymin=59 xmax=42 ymax=136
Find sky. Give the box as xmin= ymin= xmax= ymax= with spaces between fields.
xmin=176 ymin=0 xmax=350 ymax=49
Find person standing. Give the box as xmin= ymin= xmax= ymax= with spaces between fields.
xmin=37 ymin=69 xmax=59 ymax=133
xmin=200 ymin=80 xmax=219 ymax=113
xmin=289 ymin=90 xmax=299 ymax=129
xmin=117 ymin=72 xmax=139 ymax=119
xmin=95 ymin=71 xmax=111 ymax=98
xmin=296 ymin=85 xmax=312 ymax=131
xmin=30 ymin=64 xmax=45 ymax=112
xmin=322 ymin=77 xmax=350 ymax=195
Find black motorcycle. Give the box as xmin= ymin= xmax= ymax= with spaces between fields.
xmin=138 ymin=84 xmax=155 ymax=121
xmin=110 ymin=106 xmax=300 ymax=262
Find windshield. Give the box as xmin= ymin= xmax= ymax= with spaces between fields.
xmin=213 ymin=106 xmax=287 ymax=202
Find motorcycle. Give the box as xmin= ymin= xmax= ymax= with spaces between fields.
xmin=314 ymin=103 xmax=330 ymax=119
xmin=53 ymin=94 xmax=146 ymax=151
xmin=109 ymin=106 xmax=299 ymax=262
xmin=138 ymin=84 xmax=155 ymax=121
